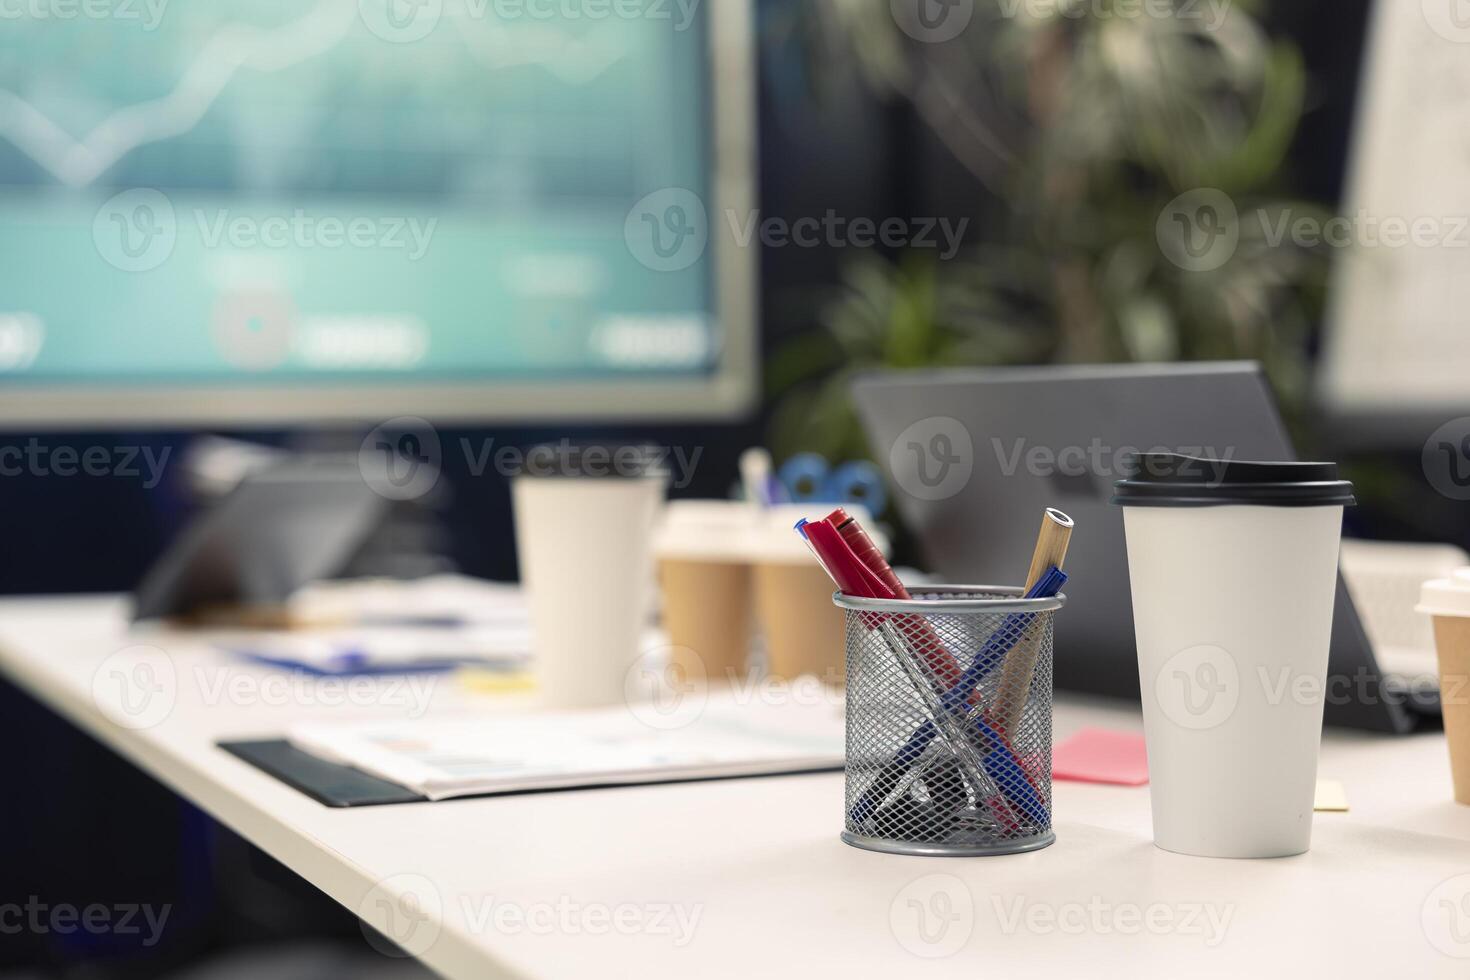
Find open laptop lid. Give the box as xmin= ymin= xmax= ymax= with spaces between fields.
xmin=132 ymin=458 xmax=389 ymax=623
xmin=853 ymin=361 xmax=1415 ymax=733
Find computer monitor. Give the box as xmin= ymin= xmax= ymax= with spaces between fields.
xmin=0 ymin=0 xmax=756 ymax=427
xmin=1320 ymin=0 xmax=1470 ymax=441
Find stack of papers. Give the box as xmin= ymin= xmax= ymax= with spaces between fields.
xmin=220 ymin=625 xmax=532 ymax=675
xmin=288 ymin=695 xmax=845 ymax=800
xmin=288 ymin=574 xmax=531 ymax=628
xmin=219 ymin=575 xmax=535 ymax=675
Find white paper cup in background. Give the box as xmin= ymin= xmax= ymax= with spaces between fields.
xmin=512 ymin=447 xmax=667 ymax=709
xmin=1114 ymin=453 xmax=1355 ymax=858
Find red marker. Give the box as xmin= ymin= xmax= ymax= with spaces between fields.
xmin=801 ymin=518 xmax=894 ymax=601
xmin=823 ymin=509 xmax=962 ymax=689
xmin=828 ymin=508 xmax=909 ymax=599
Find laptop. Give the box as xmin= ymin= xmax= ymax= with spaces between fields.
xmin=853 ymin=361 xmax=1432 ymax=733
xmin=132 ymin=458 xmax=389 ymax=623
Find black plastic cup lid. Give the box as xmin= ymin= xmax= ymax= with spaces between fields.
xmin=1112 ymin=453 xmax=1355 ymax=508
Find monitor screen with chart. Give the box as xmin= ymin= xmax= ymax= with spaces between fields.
xmin=0 ymin=0 xmax=756 ymax=425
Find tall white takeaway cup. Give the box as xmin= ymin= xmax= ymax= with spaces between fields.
xmin=512 ymin=446 xmax=668 ymax=709
xmin=1114 ymin=453 xmax=1354 ymax=858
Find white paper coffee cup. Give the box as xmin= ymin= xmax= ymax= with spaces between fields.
xmin=1115 ymin=453 xmax=1354 ymax=858
xmin=512 ymin=447 xmax=667 ymax=708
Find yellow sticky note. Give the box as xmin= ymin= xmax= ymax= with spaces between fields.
xmin=456 ymin=667 xmax=536 ymax=695
xmin=1314 ymin=779 xmax=1349 ymax=812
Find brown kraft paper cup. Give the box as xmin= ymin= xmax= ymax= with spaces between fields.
xmin=658 ymin=559 xmax=752 ymax=683
xmin=1432 ymin=615 xmax=1470 ymax=805
xmin=753 ymin=562 xmax=844 ymax=683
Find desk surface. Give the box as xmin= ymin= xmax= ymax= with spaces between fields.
xmin=2 ymin=595 xmax=1469 ymax=978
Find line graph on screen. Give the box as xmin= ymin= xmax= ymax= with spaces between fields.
xmin=0 ymin=0 xmax=637 ymax=194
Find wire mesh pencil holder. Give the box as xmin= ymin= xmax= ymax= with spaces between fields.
xmin=836 ymin=586 xmax=1064 ymax=857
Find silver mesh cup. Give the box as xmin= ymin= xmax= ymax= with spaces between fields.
xmin=836 ymin=586 xmax=1064 ymax=856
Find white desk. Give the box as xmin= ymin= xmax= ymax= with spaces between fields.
xmin=2 ymin=595 xmax=1469 ymax=978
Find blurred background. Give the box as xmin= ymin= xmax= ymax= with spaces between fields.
xmin=3 ymin=0 xmax=1467 ymax=975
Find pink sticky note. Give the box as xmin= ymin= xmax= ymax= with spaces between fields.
xmin=1052 ymin=728 xmax=1149 ymax=786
